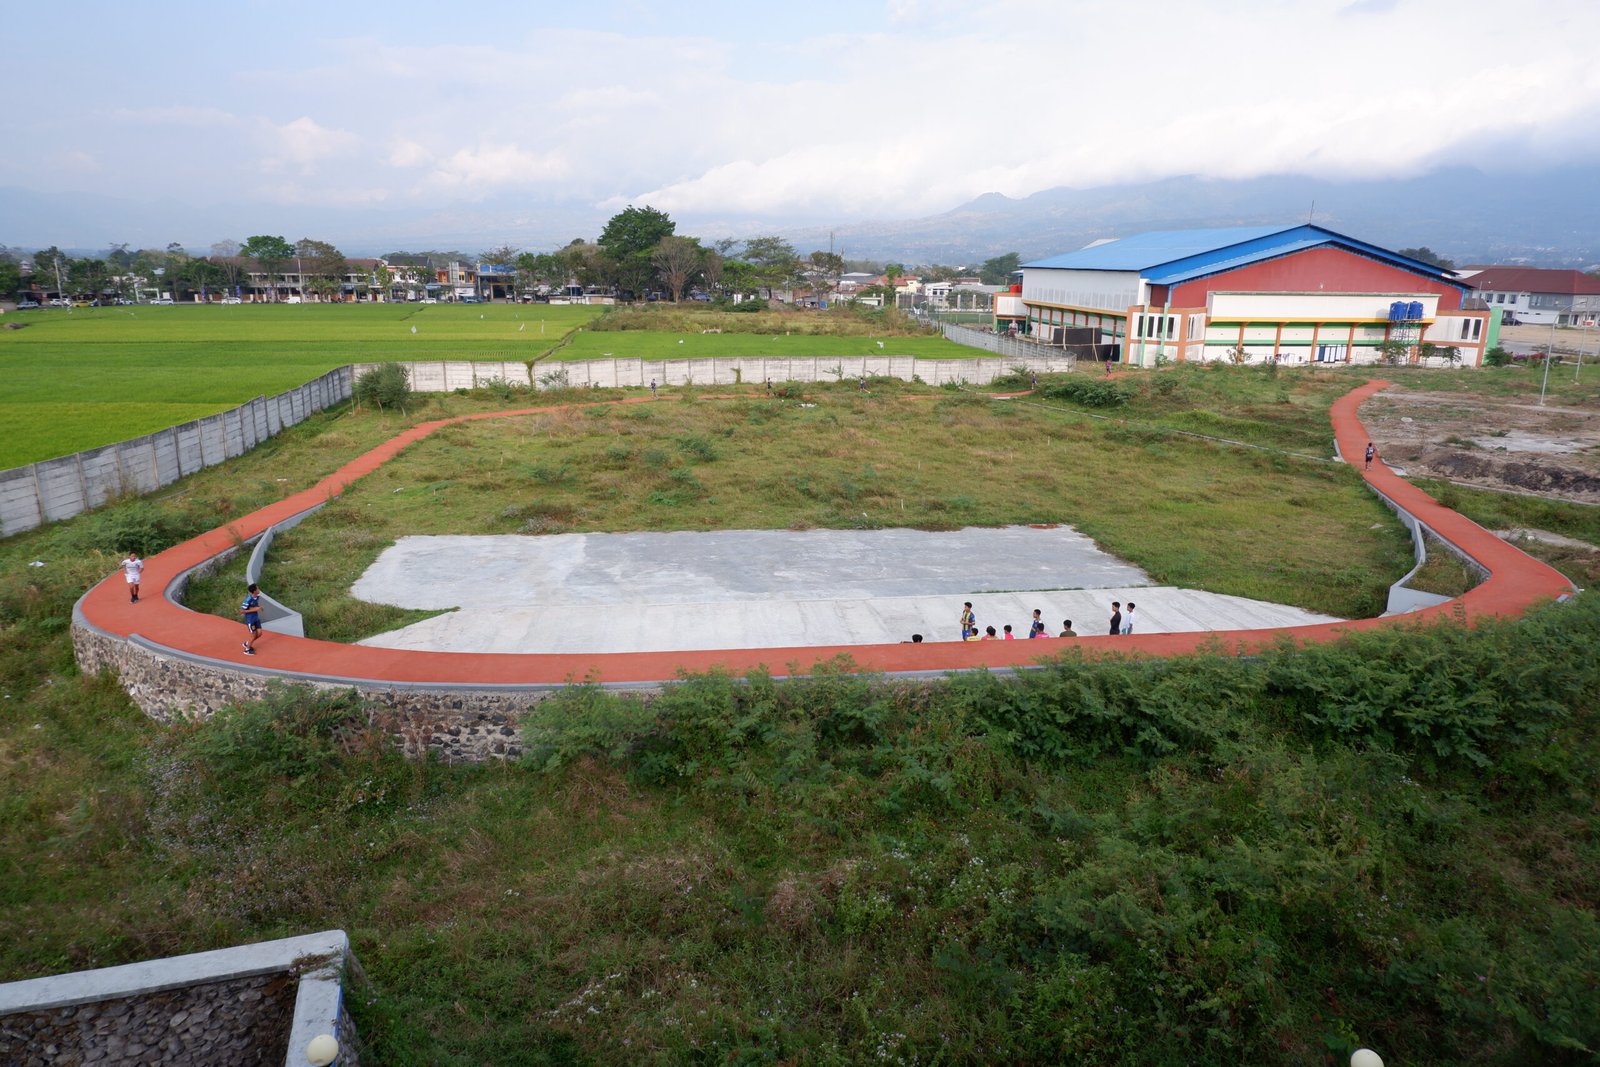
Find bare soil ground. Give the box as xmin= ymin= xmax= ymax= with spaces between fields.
xmin=1361 ymin=384 xmax=1600 ymax=505
xmin=1361 ymin=372 xmax=1600 ymax=585
xmin=1363 ymin=379 xmax=1600 ymax=505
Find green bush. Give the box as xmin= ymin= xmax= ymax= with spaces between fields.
xmin=52 ymin=499 xmax=207 ymax=558
xmin=354 ymin=362 xmax=412 ymax=411
xmin=1484 ymin=346 xmax=1512 ymax=367
xmin=1040 ymin=377 xmax=1131 ymax=407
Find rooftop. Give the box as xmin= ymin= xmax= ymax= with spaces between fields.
xmin=1023 ymin=225 xmax=1459 ymax=288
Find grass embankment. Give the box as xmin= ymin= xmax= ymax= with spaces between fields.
xmin=184 ymin=366 xmax=1414 ymax=639
xmin=4 ymin=364 xmax=1598 ymax=1064
xmin=1415 ymin=478 xmax=1600 ymax=588
xmin=547 ymin=303 xmax=973 ymax=362
xmin=1374 ymin=363 xmax=1600 ymax=404
xmin=2 ymin=465 xmax=1597 ymax=1062
xmin=0 ymin=303 xmax=601 ymax=468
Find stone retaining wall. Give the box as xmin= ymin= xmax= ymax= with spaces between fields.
xmin=71 ymin=622 xmax=635 ymax=762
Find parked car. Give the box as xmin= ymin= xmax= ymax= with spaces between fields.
xmin=16 ymin=300 xmax=40 ymax=309
xmin=151 ymin=297 xmax=175 ymax=305
xmin=72 ymin=300 xmax=92 ymax=308
xmin=221 ymin=297 xmax=242 ymax=304
xmin=49 ymin=298 xmax=71 ymax=307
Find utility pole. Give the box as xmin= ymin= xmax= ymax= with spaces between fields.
xmin=1539 ymin=317 xmax=1556 ymax=405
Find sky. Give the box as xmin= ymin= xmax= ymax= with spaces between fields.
xmin=5 ymin=0 xmax=1599 ymax=252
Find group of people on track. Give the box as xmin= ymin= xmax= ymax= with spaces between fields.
xmin=957 ymin=599 xmax=1136 ymax=642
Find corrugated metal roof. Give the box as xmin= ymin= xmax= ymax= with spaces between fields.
xmin=1021 ymin=226 xmax=1290 ymax=271
xmin=1022 ymin=225 xmax=1460 ymax=289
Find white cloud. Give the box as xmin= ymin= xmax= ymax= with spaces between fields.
xmin=427 ymin=144 xmax=569 ymax=191
xmin=8 ymin=1 xmax=1600 ymax=237
xmin=388 ymin=138 xmax=432 ymax=168
xmin=263 ymin=116 xmax=358 ymax=173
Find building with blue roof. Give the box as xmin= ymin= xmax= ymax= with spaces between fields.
xmin=1000 ymin=225 xmax=1494 ymax=367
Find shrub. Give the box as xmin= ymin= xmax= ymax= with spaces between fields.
xmin=1484 ymin=346 xmax=1512 ymax=367
xmin=354 ymin=363 xmax=412 ymax=411
xmin=1039 ymin=377 xmax=1130 ymax=408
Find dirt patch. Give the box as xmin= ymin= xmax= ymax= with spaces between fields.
xmin=1361 ymin=387 xmax=1600 ymax=503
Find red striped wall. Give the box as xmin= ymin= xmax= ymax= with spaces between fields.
xmin=1158 ymin=247 xmax=1466 ymax=311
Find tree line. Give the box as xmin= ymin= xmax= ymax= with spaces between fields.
xmin=1 ymin=205 xmax=1024 ymax=304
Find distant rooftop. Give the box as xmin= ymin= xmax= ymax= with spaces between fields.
xmin=1455 ymin=266 xmax=1600 ymax=295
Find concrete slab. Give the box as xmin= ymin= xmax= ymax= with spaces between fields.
xmin=351 ymin=527 xmax=1340 ymax=653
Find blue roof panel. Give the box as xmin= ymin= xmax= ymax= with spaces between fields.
xmin=1022 ymin=225 xmax=1461 ymax=290
xmin=1021 ymin=226 xmax=1291 ymax=271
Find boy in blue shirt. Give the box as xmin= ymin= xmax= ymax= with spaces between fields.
xmin=241 ymin=583 xmax=263 ymax=656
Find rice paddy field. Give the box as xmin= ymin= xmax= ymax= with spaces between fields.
xmin=0 ymin=302 xmax=597 ymax=468
xmin=0 ymin=302 xmax=978 ymax=469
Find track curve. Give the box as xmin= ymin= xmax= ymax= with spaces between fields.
xmin=74 ymin=381 xmax=1578 ymax=687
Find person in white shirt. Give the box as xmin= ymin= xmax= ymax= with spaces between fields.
xmin=120 ymin=551 xmax=144 ymax=604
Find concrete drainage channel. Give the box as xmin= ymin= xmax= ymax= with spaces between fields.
xmin=0 ymin=930 xmax=360 ymax=1066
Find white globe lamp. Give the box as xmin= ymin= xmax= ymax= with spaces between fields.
xmin=306 ymin=1033 xmax=340 ymax=1066
xmin=1350 ymin=1050 xmax=1384 ymax=1067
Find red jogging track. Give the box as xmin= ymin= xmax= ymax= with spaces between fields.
xmin=74 ymin=381 xmax=1578 ymax=687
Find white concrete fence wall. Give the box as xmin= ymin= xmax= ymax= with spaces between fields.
xmin=1 ymin=346 xmax=1073 ymax=539
xmin=358 ymin=352 xmax=1080 ymax=395
xmin=0 ymin=367 xmax=352 ymax=538
xmin=942 ymin=321 xmax=1097 ymax=364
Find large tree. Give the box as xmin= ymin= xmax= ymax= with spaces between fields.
xmin=68 ymin=258 xmax=110 ymax=300
xmin=210 ymin=239 xmax=243 ymax=293
xmin=296 ymin=238 xmax=348 ymax=300
xmin=1397 ymin=246 xmax=1455 ymax=270
xmin=740 ymin=235 xmax=799 ymax=290
xmin=240 ymin=235 xmax=295 ymax=300
xmin=651 ymin=236 xmax=704 ymax=303
xmin=514 ymin=250 xmax=570 ymax=294
xmin=179 ymin=258 xmax=228 ymax=301
xmin=978 ymin=252 xmax=1021 ymax=286
xmin=806 ymin=250 xmax=844 ymax=293
xmin=598 ymin=205 xmax=675 ymax=297
xmin=0 ymin=249 xmax=21 ymax=301
xmin=480 ymin=244 xmax=521 ymax=268
xmin=32 ymin=246 xmax=71 ymax=296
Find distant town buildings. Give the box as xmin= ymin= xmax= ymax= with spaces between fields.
xmin=1452 ymin=266 xmax=1600 ymax=327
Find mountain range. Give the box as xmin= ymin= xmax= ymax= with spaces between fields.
xmin=5 ymin=165 xmax=1597 ymax=270
xmin=779 ymin=165 xmax=1600 ymax=269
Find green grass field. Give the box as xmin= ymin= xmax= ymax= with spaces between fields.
xmin=2 ymin=363 xmax=1599 ymax=1062
xmin=552 ymin=327 xmax=974 ymax=362
xmin=0 ymin=303 xmax=601 ymax=468
xmin=183 ymin=368 xmax=1416 ymax=636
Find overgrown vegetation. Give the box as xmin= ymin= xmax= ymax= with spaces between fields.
xmin=225 ymin=366 xmax=1415 ymax=642
xmin=353 ymin=361 xmax=412 ymax=411
xmin=588 ymin=302 xmax=930 ymax=337
xmin=3 ymin=365 xmax=1598 ymax=1064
